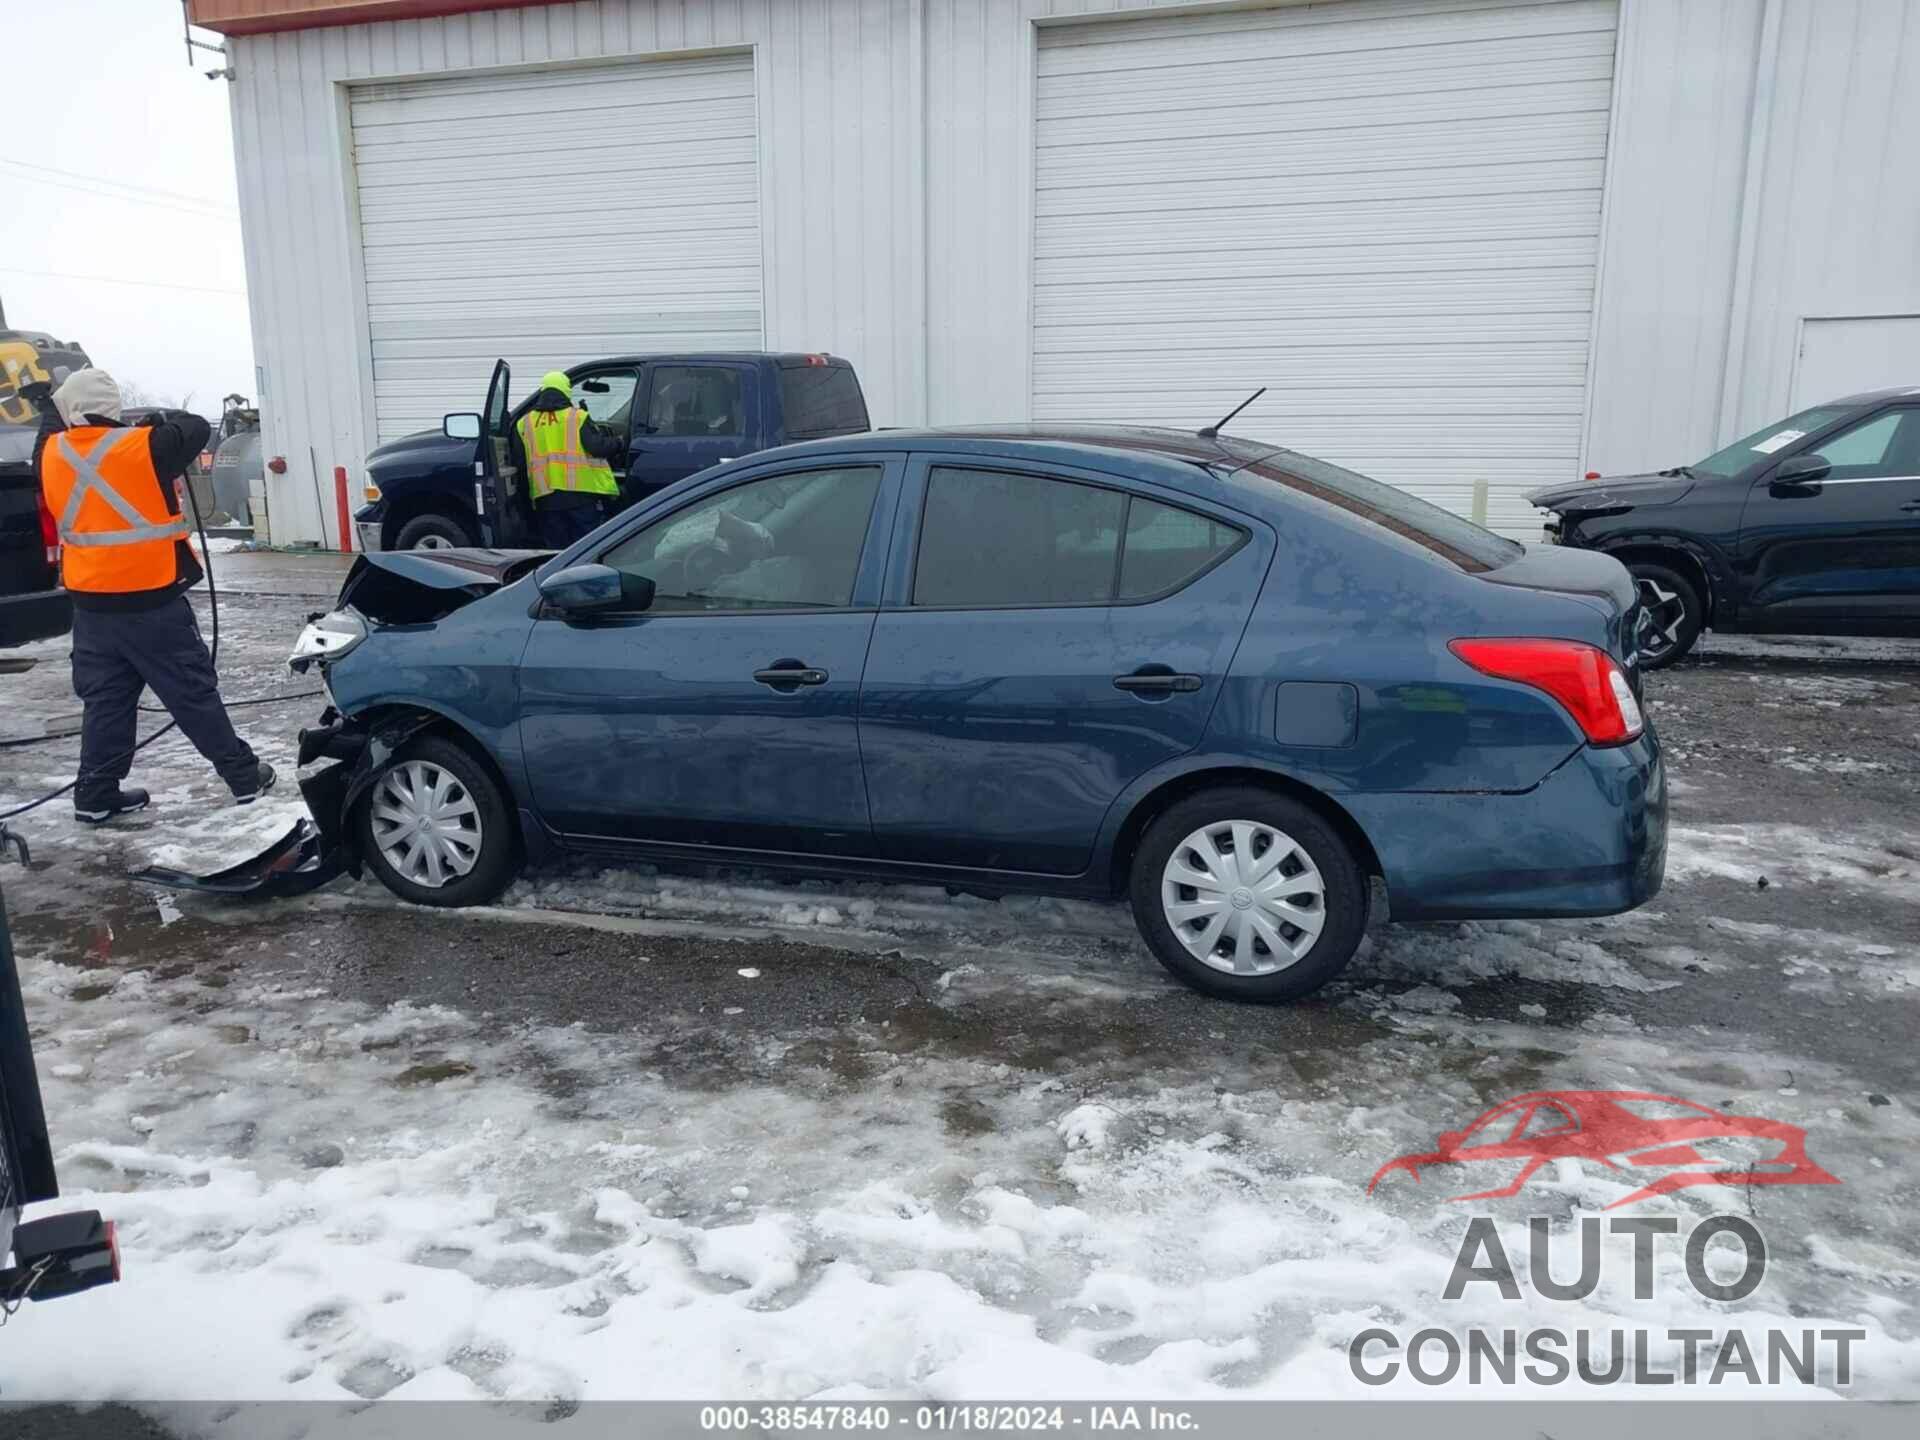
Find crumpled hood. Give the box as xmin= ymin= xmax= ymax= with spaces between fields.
xmin=1524 ymin=472 xmax=1695 ymax=514
xmin=339 ymin=547 xmax=552 ymax=624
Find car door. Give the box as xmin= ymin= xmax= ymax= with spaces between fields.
xmin=625 ymin=362 xmax=759 ymax=500
xmin=1738 ymin=405 xmax=1920 ymax=629
xmin=516 ymin=455 xmax=902 ymax=855
xmin=858 ymin=456 xmax=1269 ymax=875
xmin=475 ymin=358 xmax=520 ymax=546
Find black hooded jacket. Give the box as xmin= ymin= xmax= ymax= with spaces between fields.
xmin=525 ymin=386 xmax=626 ymax=509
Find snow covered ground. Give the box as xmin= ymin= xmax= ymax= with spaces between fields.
xmin=1 ymin=589 xmax=1917 ymax=1419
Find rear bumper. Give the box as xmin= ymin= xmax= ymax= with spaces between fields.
xmin=1348 ymin=731 xmax=1666 ymax=921
xmin=0 ymin=587 xmax=73 ymax=648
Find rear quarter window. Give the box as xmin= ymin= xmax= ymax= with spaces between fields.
xmin=780 ymin=365 xmax=870 ymax=439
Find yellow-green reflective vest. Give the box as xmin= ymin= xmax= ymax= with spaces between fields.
xmin=516 ymin=406 xmax=619 ymax=502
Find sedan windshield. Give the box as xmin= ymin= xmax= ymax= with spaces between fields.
xmin=1690 ymin=405 xmax=1854 ymax=478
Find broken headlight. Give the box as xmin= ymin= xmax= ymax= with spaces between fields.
xmin=289 ymin=610 xmax=367 ymax=675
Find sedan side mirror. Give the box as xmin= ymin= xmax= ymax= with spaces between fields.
xmin=1770 ymin=454 xmax=1831 ymax=494
xmin=443 ymin=412 xmax=483 ymax=441
xmin=538 ymin=563 xmax=654 ymax=615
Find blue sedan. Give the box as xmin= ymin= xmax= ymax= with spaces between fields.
xmin=288 ymin=427 xmax=1666 ymax=1003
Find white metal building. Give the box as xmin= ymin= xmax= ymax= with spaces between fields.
xmin=187 ymin=0 xmax=1920 ymax=545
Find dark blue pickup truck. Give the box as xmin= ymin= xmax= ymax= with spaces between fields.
xmin=356 ymin=352 xmax=871 ymax=551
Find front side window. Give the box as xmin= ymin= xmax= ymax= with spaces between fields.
xmin=647 ymin=366 xmax=744 ymax=438
xmin=1806 ymin=410 xmax=1917 ymax=473
xmin=573 ymin=370 xmax=640 ymax=434
xmin=602 ymin=466 xmax=881 ymax=612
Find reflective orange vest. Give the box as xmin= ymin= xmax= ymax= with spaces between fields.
xmin=38 ymin=426 xmax=190 ymax=594
xmin=516 ymin=406 xmax=619 ymax=502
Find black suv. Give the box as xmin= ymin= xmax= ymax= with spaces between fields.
xmin=1528 ymin=388 xmax=1920 ymax=667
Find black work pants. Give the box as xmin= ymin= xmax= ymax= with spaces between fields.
xmin=535 ymin=498 xmax=611 ymax=550
xmin=70 ymin=596 xmax=258 ymax=805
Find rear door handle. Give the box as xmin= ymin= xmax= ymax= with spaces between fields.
xmin=1901 ymin=501 xmax=1920 ymax=514
xmin=1113 ymin=672 xmax=1203 ymax=694
xmin=754 ymin=665 xmax=829 ymax=689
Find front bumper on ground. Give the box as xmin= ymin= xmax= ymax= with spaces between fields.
xmin=1348 ymin=731 xmax=1667 ymax=921
xmin=129 ymin=710 xmax=418 ymax=900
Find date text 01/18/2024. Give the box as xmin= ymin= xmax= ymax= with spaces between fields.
xmin=698 ymin=1406 xmax=1201 ymax=1432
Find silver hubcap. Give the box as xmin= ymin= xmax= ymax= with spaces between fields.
xmin=413 ymin=533 xmax=454 ymax=550
xmin=1636 ymin=578 xmax=1687 ymax=656
xmin=1161 ymin=819 xmax=1326 ymax=976
xmin=371 ymin=761 xmax=483 ymax=889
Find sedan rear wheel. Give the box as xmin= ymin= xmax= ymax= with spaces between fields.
xmin=1130 ymin=786 xmax=1366 ymax=1002
xmin=358 ymin=735 xmax=519 ymax=907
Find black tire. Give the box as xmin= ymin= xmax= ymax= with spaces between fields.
xmin=1128 ymin=786 xmax=1367 ymax=1003
xmin=1628 ymin=561 xmax=1704 ymax=670
xmin=356 ymin=735 xmax=520 ymax=907
xmin=392 ymin=511 xmax=475 ymax=552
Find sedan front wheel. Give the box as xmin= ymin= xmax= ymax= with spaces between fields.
xmin=357 ymin=735 xmax=520 ymax=907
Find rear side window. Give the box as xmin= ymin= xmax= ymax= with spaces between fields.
xmin=913 ymin=467 xmax=1242 ymax=608
xmin=1119 ymin=499 xmax=1243 ymax=599
xmin=648 ymin=366 xmax=744 ymax=438
xmin=780 ymin=364 xmax=869 ymax=439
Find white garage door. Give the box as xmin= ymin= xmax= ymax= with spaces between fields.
xmin=351 ymin=53 xmax=763 ymax=444
xmin=1033 ymin=0 xmax=1617 ymax=533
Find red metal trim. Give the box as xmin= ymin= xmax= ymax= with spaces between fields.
xmin=188 ymin=0 xmax=571 ymax=37
xmin=334 ymin=466 xmax=354 ymax=552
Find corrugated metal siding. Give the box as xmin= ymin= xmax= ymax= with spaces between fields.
xmin=228 ymin=0 xmax=929 ymax=544
xmin=351 ymin=52 xmax=762 ymax=441
xmin=228 ymin=0 xmax=1920 ymax=543
xmin=1585 ymin=0 xmax=1920 ymax=475
xmin=1031 ymin=0 xmax=1617 ymax=532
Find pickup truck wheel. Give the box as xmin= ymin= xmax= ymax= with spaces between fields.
xmin=393 ymin=513 xmax=474 ymax=551
xmin=1629 ymin=562 xmax=1703 ymax=670
xmin=357 ymin=736 xmax=519 ymax=907
xmin=1129 ymin=787 xmax=1366 ymax=1003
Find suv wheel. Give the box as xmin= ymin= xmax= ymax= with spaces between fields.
xmin=1129 ymin=787 xmax=1366 ymax=1003
xmin=1629 ymin=562 xmax=1704 ymax=670
xmin=393 ymin=512 xmax=474 ymax=551
xmin=357 ymin=735 xmax=519 ymax=907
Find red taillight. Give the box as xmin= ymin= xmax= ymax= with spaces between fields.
xmin=1448 ymin=637 xmax=1644 ymax=745
xmin=37 ymin=491 xmax=59 ymax=566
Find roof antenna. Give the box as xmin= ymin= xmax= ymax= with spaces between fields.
xmin=1198 ymin=387 xmax=1265 ymax=440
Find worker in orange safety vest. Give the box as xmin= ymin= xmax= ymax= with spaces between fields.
xmin=36 ymin=368 xmax=274 ymax=823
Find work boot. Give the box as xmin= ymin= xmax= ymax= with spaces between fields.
xmin=231 ymin=762 xmax=278 ymax=806
xmin=74 ymin=787 xmax=151 ymax=825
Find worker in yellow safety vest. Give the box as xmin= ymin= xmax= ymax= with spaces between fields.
xmin=514 ymin=370 xmax=626 ymax=548
xmin=35 ymin=368 xmax=274 ymax=823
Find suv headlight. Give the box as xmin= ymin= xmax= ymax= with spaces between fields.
xmin=289 ymin=610 xmax=367 ymax=674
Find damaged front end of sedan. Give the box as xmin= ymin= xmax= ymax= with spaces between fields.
xmin=131 ymin=548 xmax=549 ymax=900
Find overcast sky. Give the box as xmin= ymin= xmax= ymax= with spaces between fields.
xmin=1 ymin=0 xmax=252 ymax=418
